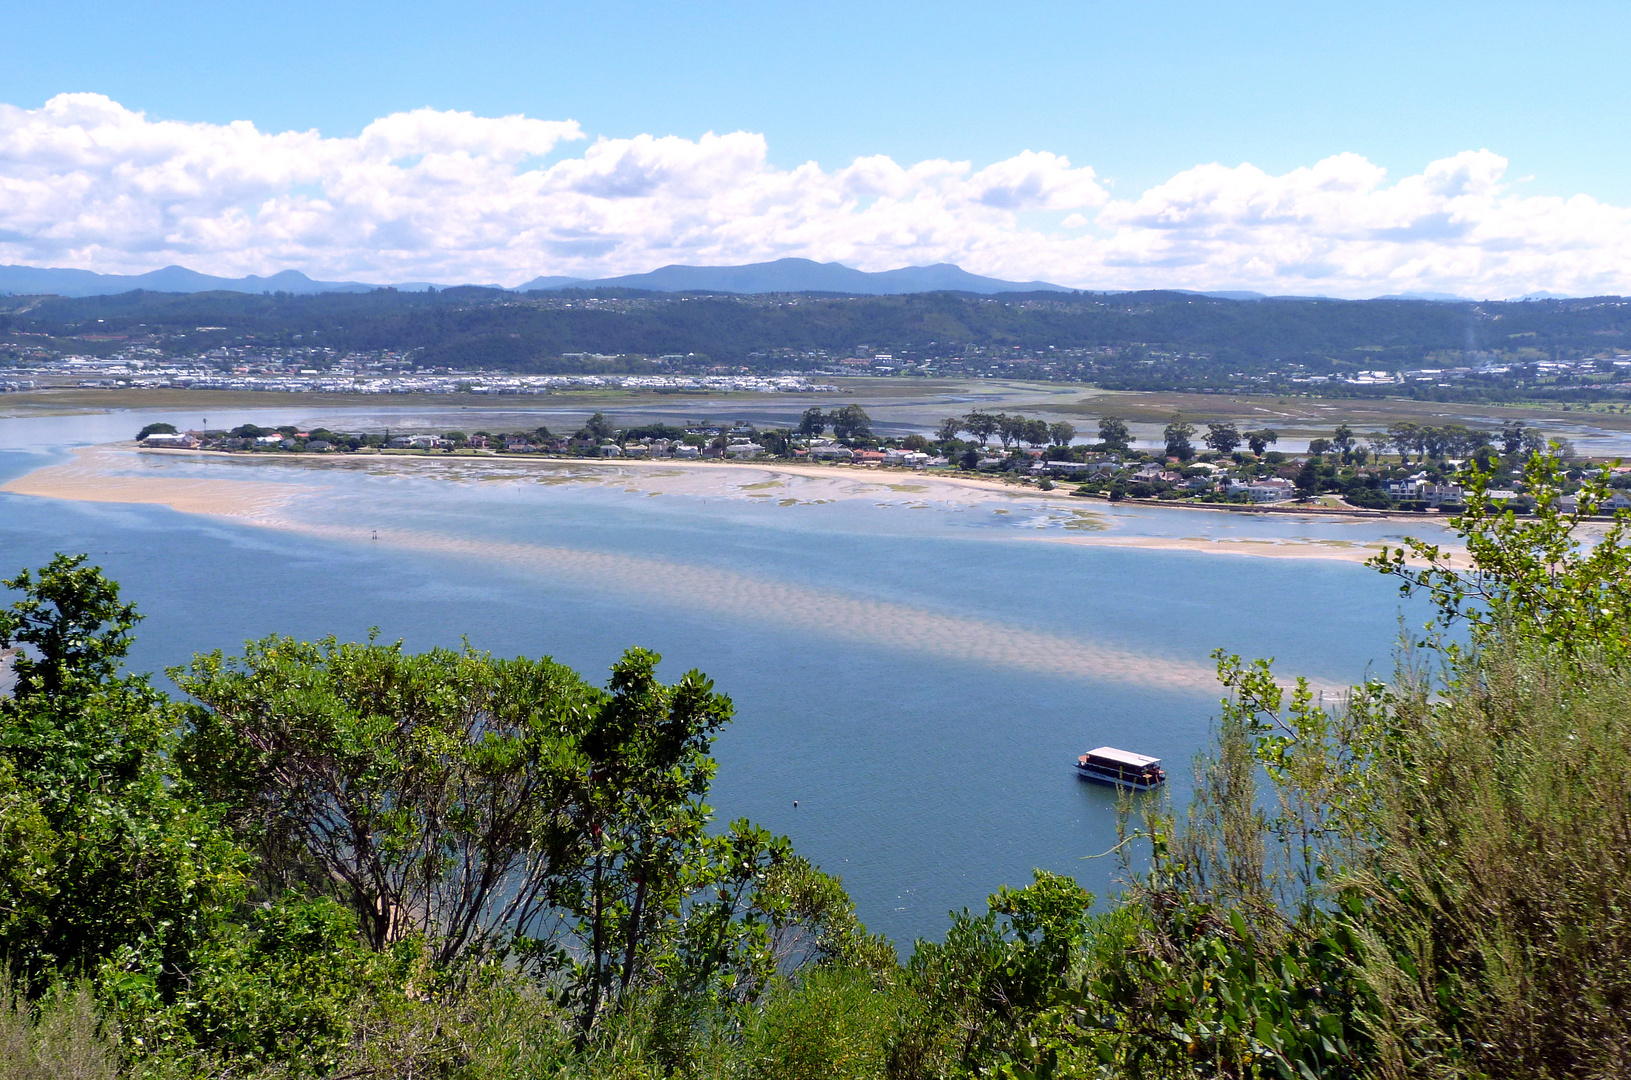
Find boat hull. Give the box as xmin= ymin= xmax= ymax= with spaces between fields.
xmin=1075 ymin=763 xmax=1165 ymax=791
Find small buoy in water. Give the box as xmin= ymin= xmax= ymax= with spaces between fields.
xmin=793 ymin=800 xmax=798 ymax=807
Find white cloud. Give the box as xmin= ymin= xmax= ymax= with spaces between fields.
xmin=0 ymin=93 xmax=1628 ymax=297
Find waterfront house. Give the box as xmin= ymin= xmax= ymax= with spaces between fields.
xmin=1559 ymin=490 xmax=1631 ymax=512
xmin=1387 ymin=474 xmax=1464 ymax=505
xmin=1246 ymin=478 xmax=1298 ymax=503
xmin=139 ymin=432 xmax=200 ymax=449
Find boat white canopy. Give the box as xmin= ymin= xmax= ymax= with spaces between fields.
xmin=1084 ymin=746 xmax=1161 ymax=769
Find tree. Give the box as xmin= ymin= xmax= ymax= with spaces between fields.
xmin=1097 ymin=415 xmax=1131 ymax=451
xmin=0 ymin=556 xmax=246 ymax=986
xmin=1331 ymin=424 xmax=1355 ymax=457
xmin=1388 ymin=422 xmax=1420 ymax=465
xmin=1163 ymin=416 xmax=1195 ymax=461
xmin=902 ymin=434 xmax=930 ymax=452
xmin=1308 ymin=438 xmax=1332 ymax=456
xmin=1295 ymin=457 xmax=1320 ymax=497
xmin=557 ymin=648 xmax=736 ymax=1031
xmin=760 ymin=429 xmax=791 ymax=456
xmin=1372 ymin=450 xmax=1631 ymax=660
xmin=995 ymin=414 xmax=1024 ymax=449
xmin=1047 ymin=421 xmax=1076 ymax=447
xmin=799 ymin=408 xmax=827 ymax=437
xmin=176 ymin=636 xmax=596 ymax=969
xmin=1203 ymin=422 xmax=1241 ymax=456
xmin=829 ymin=404 xmax=872 ymax=442
xmin=964 ymin=411 xmax=999 ymax=447
xmin=936 ymin=417 xmax=961 ymax=442
xmin=1244 ymin=428 xmax=1279 ymax=456
xmin=136 ymin=422 xmax=177 ymax=440
xmin=0 ymin=554 xmax=141 ymax=699
xmin=1501 ymin=420 xmax=1528 ymax=457
xmin=582 ymin=412 xmax=615 ymax=442
xmin=1022 ymin=418 xmax=1051 ymax=448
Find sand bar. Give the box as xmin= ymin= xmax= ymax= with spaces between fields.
xmin=1 ymin=445 xmax=304 ymax=519
xmin=1 ymin=444 xmax=1371 ymax=694
xmin=3 ymin=444 xmax=1453 ymax=564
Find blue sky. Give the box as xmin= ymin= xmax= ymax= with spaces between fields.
xmin=8 ymin=0 xmax=1626 ymax=200
xmin=2 ymin=1 xmax=1628 ymax=295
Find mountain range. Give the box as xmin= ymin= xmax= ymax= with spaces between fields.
xmin=0 ymin=258 xmax=1073 ymax=299
xmin=0 ymin=258 xmax=1498 ymax=302
xmin=512 ymin=259 xmax=1074 ymax=295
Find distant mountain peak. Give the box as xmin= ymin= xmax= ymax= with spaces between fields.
xmin=519 ymin=258 xmax=1072 ymax=295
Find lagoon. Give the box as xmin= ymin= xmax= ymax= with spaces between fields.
xmin=0 ymin=407 xmax=1445 ymax=945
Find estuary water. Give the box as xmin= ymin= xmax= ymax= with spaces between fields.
xmin=0 ymin=407 xmax=1447 ymax=946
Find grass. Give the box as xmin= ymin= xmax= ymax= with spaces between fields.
xmin=0 ymin=980 xmax=117 ymax=1080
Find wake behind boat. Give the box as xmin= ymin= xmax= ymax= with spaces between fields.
xmin=1075 ymin=746 xmax=1166 ymax=790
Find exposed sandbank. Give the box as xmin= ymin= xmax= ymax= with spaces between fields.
xmin=7 ymin=445 xmax=1448 ymax=565
xmin=0 ymin=444 xmax=1372 ymax=694
xmin=1 ymin=446 xmax=302 ymax=519
xmin=296 ymin=520 xmax=1352 ymax=696
xmin=1043 ymin=534 xmax=1394 ymax=564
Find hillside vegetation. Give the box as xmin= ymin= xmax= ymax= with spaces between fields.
xmin=5 ymin=288 xmax=1631 ymax=381
xmin=0 ymin=453 xmax=1627 ymax=1078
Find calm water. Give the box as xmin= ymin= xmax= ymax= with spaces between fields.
xmin=0 ymin=407 xmax=1445 ymax=945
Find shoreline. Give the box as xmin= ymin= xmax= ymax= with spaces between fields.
xmin=130 ymin=444 xmax=1445 ymax=523
xmin=0 ymin=443 xmax=1457 ymax=566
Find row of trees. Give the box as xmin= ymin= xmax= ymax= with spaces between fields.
xmin=1375 ymin=419 xmax=1566 ymax=463
xmin=936 ymin=411 xmax=1076 ymax=449
xmin=797 ymin=405 xmax=873 ymax=441
xmin=1156 ymin=417 xmax=1569 ymax=467
xmin=1159 ymin=418 xmax=1281 ymax=461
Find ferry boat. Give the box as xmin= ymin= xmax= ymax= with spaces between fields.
xmin=1075 ymin=746 xmax=1166 ymax=790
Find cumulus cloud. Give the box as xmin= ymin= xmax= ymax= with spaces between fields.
xmin=1 ymin=93 xmax=1628 ymax=297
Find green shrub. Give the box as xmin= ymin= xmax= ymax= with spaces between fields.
xmin=737 ymin=968 xmax=900 ymax=1080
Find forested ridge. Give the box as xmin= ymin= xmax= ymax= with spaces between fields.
xmin=1 ymin=454 xmax=1629 ymax=1078
xmin=5 ymin=287 xmax=1631 ymax=372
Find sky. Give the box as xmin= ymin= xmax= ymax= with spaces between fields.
xmin=2 ymin=0 xmax=1629 ymax=297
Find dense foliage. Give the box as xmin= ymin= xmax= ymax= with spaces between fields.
xmin=1 ymin=451 xmax=1627 ymax=1077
